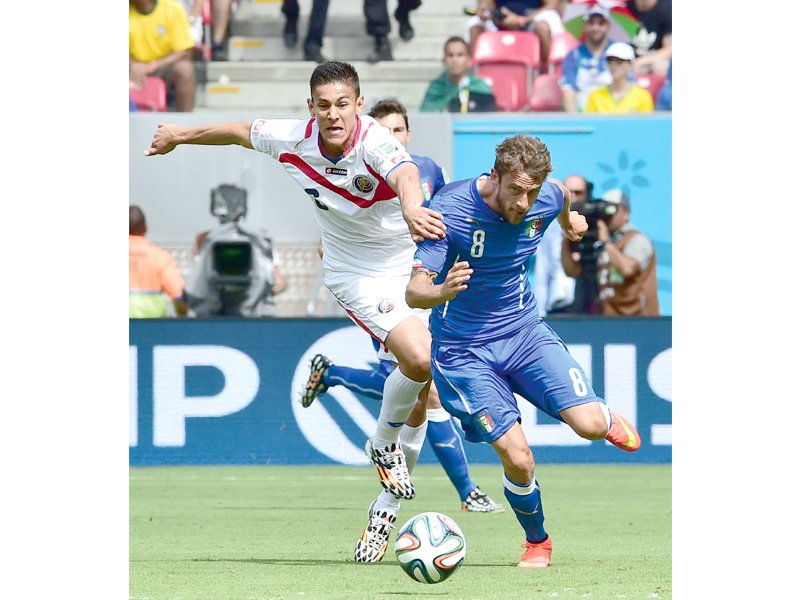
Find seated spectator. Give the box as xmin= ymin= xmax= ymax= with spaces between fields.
xmin=420 ymin=36 xmax=498 ymax=113
xmin=655 ymin=57 xmax=671 ymax=111
xmin=463 ymin=1 xmax=567 ymax=64
xmin=627 ymin=0 xmax=671 ymax=77
xmin=129 ymin=0 xmax=196 ymax=111
xmin=584 ymin=42 xmax=653 ymax=113
xmin=179 ymin=0 xmax=205 ymax=47
xmin=281 ymin=0 xmax=331 ymax=63
xmin=129 ymin=206 xmax=187 ymax=318
xmin=559 ymin=5 xmax=614 ymax=113
xmin=210 ymin=0 xmax=235 ymax=61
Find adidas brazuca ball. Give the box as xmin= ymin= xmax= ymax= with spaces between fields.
xmin=394 ymin=512 xmax=466 ymax=584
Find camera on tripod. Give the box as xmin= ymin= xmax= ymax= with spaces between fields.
xmin=208 ymin=184 xmax=252 ymax=288
xmin=184 ymin=184 xmax=278 ymax=317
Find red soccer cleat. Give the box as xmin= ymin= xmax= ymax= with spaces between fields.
xmin=517 ymin=536 xmax=552 ymax=569
xmin=606 ymin=411 xmax=641 ymax=452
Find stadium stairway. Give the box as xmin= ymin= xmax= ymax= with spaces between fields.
xmin=195 ymin=0 xmax=470 ymax=115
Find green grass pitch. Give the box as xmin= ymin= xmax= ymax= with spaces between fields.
xmin=130 ymin=463 xmax=671 ymax=599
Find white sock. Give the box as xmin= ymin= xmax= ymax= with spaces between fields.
xmin=599 ymin=402 xmax=611 ymax=430
xmin=372 ymin=368 xmax=427 ymax=447
xmin=373 ymin=421 xmax=428 ymax=515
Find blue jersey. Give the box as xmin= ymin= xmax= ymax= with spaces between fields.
xmin=414 ymin=176 xmax=564 ymax=346
xmin=411 ymin=153 xmax=448 ymax=202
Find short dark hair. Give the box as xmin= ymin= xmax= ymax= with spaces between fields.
xmin=129 ymin=205 xmax=146 ymax=235
xmin=443 ymin=36 xmax=469 ymax=55
xmin=309 ymin=61 xmax=361 ymax=98
xmin=368 ymin=98 xmax=409 ymax=130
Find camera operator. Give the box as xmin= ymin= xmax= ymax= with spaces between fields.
xmin=561 ymin=188 xmax=659 ymax=316
xmin=185 ymin=184 xmax=287 ymax=317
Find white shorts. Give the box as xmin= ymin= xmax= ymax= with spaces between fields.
xmin=532 ymin=9 xmax=565 ymax=36
xmin=325 ymin=270 xmax=429 ymax=362
xmin=464 ymin=9 xmax=564 ymax=44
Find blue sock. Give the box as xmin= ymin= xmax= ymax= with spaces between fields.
xmin=426 ymin=408 xmax=476 ymax=500
xmin=503 ymin=473 xmax=547 ymax=543
xmin=325 ymin=363 xmax=389 ymax=400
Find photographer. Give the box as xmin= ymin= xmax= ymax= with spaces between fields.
xmin=185 ymin=184 xmax=287 ymax=317
xmin=561 ymin=188 xmax=659 ymax=316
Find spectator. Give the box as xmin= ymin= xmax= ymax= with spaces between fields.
xmin=655 ymin=57 xmax=671 ymax=111
xmin=584 ymin=42 xmax=653 ymax=113
xmin=364 ymin=0 xmax=422 ymax=63
xmin=281 ymin=0 xmax=331 ymax=63
xmin=210 ymin=0 xmax=235 ymax=61
xmin=186 ymin=184 xmax=287 ymax=317
xmin=627 ymin=0 xmax=671 ymax=77
xmin=559 ymin=6 xmax=613 ymax=113
xmin=179 ymin=0 xmax=205 ymax=47
xmin=463 ymin=1 xmax=567 ymax=65
xmin=129 ymin=206 xmax=187 ymax=318
xmin=420 ymin=36 xmax=497 ymax=113
xmin=562 ymin=189 xmax=659 ymax=316
xmin=129 ymin=0 xmax=197 ymax=111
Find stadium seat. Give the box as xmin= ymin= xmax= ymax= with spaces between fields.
xmin=545 ymin=31 xmax=580 ymax=74
xmin=528 ymin=73 xmax=562 ymax=112
xmin=129 ymin=76 xmax=168 ymax=112
xmin=636 ymin=73 xmax=666 ymax=105
xmin=472 ymin=31 xmax=541 ymax=112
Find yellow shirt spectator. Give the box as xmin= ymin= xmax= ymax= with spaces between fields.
xmin=129 ymin=0 xmax=195 ymax=63
xmin=584 ymin=85 xmax=654 ymax=114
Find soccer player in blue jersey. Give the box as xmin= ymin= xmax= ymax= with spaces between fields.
xmin=405 ymin=134 xmax=642 ymax=569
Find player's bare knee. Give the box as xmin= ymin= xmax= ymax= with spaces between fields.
xmin=506 ymin=447 xmax=534 ymax=481
xmin=399 ymin=352 xmax=431 ymax=382
xmin=573 ymin=413 xmax=608 ymax=441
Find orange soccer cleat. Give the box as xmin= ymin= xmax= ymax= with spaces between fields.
xmin=606 ymin=411 xmax=641 ymax=452
xmin=517 ymin=536 xmax=552 ymax=569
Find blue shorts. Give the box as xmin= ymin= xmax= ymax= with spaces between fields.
xmin=430 ymin=321 xmax=600 ymax=444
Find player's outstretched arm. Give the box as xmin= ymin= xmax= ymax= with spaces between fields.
xmin=405 ymin=262 xmax=472 ymax=309
xmin=144 ymin=121 xmax=254 ymax=156
xmin=387 ymin=163 xmax=446 ymax=242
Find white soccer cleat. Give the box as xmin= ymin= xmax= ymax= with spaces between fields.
xmin=354 ymin=500 xmax=397 ymax=563
xmin=365 ymin=438 xmax=415 ymax=500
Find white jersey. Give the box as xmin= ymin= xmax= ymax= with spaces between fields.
xmin=249 ymin=115 xmax=416 ymax=277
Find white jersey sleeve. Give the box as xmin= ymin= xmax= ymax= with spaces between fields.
xmin=247 ymin=115 xmax=419 ymax=278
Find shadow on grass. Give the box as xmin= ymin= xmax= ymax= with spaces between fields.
xmin=190 ymin=558 xmax=513 ymax=567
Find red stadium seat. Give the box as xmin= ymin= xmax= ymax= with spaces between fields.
xmin=472 ymin=31 xmax=541 ymax=112
xmin=129 ymin=76 xmax=168 ymax=112
xmin=528 ymin=73 xmax=563 ymax=112
xmin=545 ymin=31 xmax=580 ymax=74
xmin=635 ymin=73 xmax=666 ymax=105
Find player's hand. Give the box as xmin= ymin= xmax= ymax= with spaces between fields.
xmin=403 ymin=205 xmax=446 ymax=243
xmin=144 ymin=123 xmax=180 ymax=156
xmin=439 ymin=261 xmax=472 ymax=301
xmin=563 ymin=210 xmax=588 ymax=242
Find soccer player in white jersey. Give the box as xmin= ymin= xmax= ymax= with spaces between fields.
xmin=144 ymin=62 xmax=446 ymax=557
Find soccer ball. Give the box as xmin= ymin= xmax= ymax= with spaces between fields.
xmin=394 ymin=512 xmax=466 ymax=584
